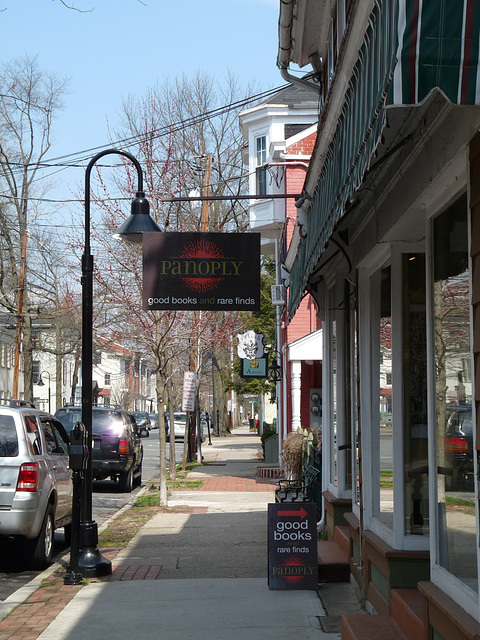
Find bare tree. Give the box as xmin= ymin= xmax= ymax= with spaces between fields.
xmin=0 ymin=54 xmax=69 ymax=401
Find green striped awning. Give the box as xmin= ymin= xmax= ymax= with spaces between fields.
xmin=288 ymin=0 xmax=480 ymax=318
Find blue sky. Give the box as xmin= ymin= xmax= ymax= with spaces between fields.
xmin=2 ymin=0 xmax=284 ymax=207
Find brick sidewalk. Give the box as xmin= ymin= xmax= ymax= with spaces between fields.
xmin=199 ymin=476 xmax=276 ymax=491
xmin=0 ymin=458 xmax=276 ymax=639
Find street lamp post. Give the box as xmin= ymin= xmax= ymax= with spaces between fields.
xmin=74 ymin=149 xmax=161 ymax=579
xmin=37 ymin=371 xmax=51 ymax=413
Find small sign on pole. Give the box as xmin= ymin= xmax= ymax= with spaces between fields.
xmin=182 ymin=371 xmax=196 ymax=412
xmin=268 ymin=502 xmax=318 ymax=590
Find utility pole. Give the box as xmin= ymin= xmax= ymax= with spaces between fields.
xmin=188 ymin=154 xmax=213 ymax=462
xmin=200 ymin=153 xmax=213 ymax=233
xmin=13 ymin=230 xmax=28 ymax=399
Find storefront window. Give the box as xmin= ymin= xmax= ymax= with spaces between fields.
xmin=371 ymin=265 xmax=393 ymax=526
xmin=403 ymin=254 xmax=429 ymax=535
xmin=351 ymin=302 xmax=359 ymax=503
xmin=434 ymin=197 xmax=477 ymax=591
xmin=331 ymin=315 xmax=338 ymax=487
xmin=378 ymin=266 xmax=393 ymax=526
xmin=344 ymin=281 xmax=354 ymax=492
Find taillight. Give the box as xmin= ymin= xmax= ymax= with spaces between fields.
xmin=445 ymin=436 xmax=469 ymax=454
xmin=16 ymin=462 xmax=39 ymax=492
xmin=119 ymin=438 xmax=129 ymax=455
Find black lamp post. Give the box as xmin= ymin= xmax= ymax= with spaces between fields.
xmin=76 ymin=149 xmax=161 ymax=579
xmin=37 ymin=371 xmax=51 ymax=413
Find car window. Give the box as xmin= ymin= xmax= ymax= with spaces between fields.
xmin=458 ymin=412 xmax=473 ymax=436
xmin=40 ymin=418 xmax=69 ymax=455
xmin=92 ymin=410 xmax=125 ymax=436
xmin=55 ymin=409 xmax=82 ymax=433
xmin=52 ymin=419 xmax=70 ymax=454
xmin=24 ymin=414 xmax=42 ymax=455
xmin=446 ymin=408 xmax=473 ymax=437
xmin=0 ymin=415 xmax=18 ymax=457
xmin=41 ymin=420 xmax=58 ymax=454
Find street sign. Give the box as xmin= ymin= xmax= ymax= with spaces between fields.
xmin=268 ymin=502 xmax=318 ymax=590
xmin=181 ymin=371 xmax=196 ymax=412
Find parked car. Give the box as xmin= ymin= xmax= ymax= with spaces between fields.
xmin=0 ymin=405 xmax=73 ymax=569
xmin=148 ymin=413 xmax=159 ymax=429
xmin=173 ymin=412 xmax=188 ymax=439
xmin=132 ymin=411 xmax=151 ymax=435
xmin=173 ymin=412 xmax=206 ymax=441
xmin=55 ymin=407 xmax=143 ymax=493
xmin=444 ymin=404 xmax=474 ymax=490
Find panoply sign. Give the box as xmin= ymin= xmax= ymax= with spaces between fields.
xmin=268 ymin=502 xmax=318 ymax=590
xmin=143 ymin=232 xmax=261 ymax=311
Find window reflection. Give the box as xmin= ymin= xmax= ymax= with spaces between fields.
xmin=434 ymin=196 xmax=477 ymax=592
xmin=403 ymin=255 xmax=429 ymax=535
xmin=331 ymin=315 xmax=338 ymax=487
xmin=378 ymin=266 xmax=393 ymax=526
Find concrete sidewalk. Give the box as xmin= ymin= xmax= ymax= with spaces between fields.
xmin=0 ymin=425 xmax=363 ymax=640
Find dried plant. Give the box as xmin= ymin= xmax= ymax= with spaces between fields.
xmin=281 ymin=431 xmax=304 ymax=479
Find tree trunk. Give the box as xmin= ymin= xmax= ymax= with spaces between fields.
xmin=23 ymin=314 xmax=33 ymax=403
xmin=156 ymin=372 xmax=168 ymax=506
xmin=212 ymin=346 xmax=228 ymax=436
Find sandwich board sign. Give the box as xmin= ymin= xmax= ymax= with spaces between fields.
xmin=268 ymin=502 xmax=318 ymax=590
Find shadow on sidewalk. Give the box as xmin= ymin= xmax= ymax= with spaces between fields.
xmin=108 ymin=509 xmax=269 ymax=580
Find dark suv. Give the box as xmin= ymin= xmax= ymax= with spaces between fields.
xmin=55 ymin=407 xmax=143 ymax=492
xmin=445 ymin=404 xmax=474 ymax=490
xmin=0 ymin=406 xmax=72 ymax=569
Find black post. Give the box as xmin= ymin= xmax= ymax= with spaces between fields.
xmin=78 ymin=149 xmax=147 ymax=578
xmin=207 ymin=412 xmax=212 ymax=445
xmin=216 ymin=409 xmax=220 ymax=437
xmin=64 ymin=469 xmax=83 ymax=585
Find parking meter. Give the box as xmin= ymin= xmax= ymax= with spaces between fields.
xmin=65 ymin=420 xmax=88 ymax=585
xmin=69 ymin=421 xmax=89 ymax=471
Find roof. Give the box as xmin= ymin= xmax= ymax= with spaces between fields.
xmin=258 ymin=82 xmax=319 ymax=110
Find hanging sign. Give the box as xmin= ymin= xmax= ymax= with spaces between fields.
xmin=240 ymin=357 xmax=268 ymax=378
xmin=143 ymin=232 xmax=261 ymax=311
xmin=237 ymin=330 xmax=265 ymax=359
xmin=268 ymin=502 xmax=318 ymax=590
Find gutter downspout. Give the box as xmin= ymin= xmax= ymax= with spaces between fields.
xmin=277 ymin=0 xmax=321 ymax=94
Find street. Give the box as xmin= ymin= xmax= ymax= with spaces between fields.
xmin=0 ymin=430 xmax=184 ymax=602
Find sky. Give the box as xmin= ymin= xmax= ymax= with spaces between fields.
xmin=2 ymin=0 xmax=285 ymax=216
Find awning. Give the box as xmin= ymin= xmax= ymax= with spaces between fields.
xmin=288 ymin=0 xmax=480 ymax=318
xmin=288 ymin=0 xmax=398 ymax=316
xmin=98 ymin=388 xmax=111 ymax=397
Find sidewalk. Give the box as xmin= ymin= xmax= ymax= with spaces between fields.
xmin=0 ymin=425 xmax=362 ymax=640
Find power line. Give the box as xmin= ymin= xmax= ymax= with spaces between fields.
xmin=1 ymin=84 xmax=289 ymax=179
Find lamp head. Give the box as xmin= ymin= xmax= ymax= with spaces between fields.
xmin=113 ymin=192 xmax=161 ymax=244
xmin=268 ymin=357 xmax=282 ymax=383
xmin=37 ymin=377 xmax=45 ymax=387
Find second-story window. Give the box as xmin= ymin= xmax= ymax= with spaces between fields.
xmin=105 ymin=373 xmax=111 ymax=386
xmin=255 ymin=135 xmax=267 ymax=196
xmin=256 ymin=135 xmax=266 ymax=166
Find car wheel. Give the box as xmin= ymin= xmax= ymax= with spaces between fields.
xmin=119 ymin=467 xmax=133 ymax=492
xmin=25 ymin=504 xmax=54 ymax=569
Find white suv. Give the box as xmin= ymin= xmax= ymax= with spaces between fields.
xmin=0 ymin=404 xmax=73 ymax=568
